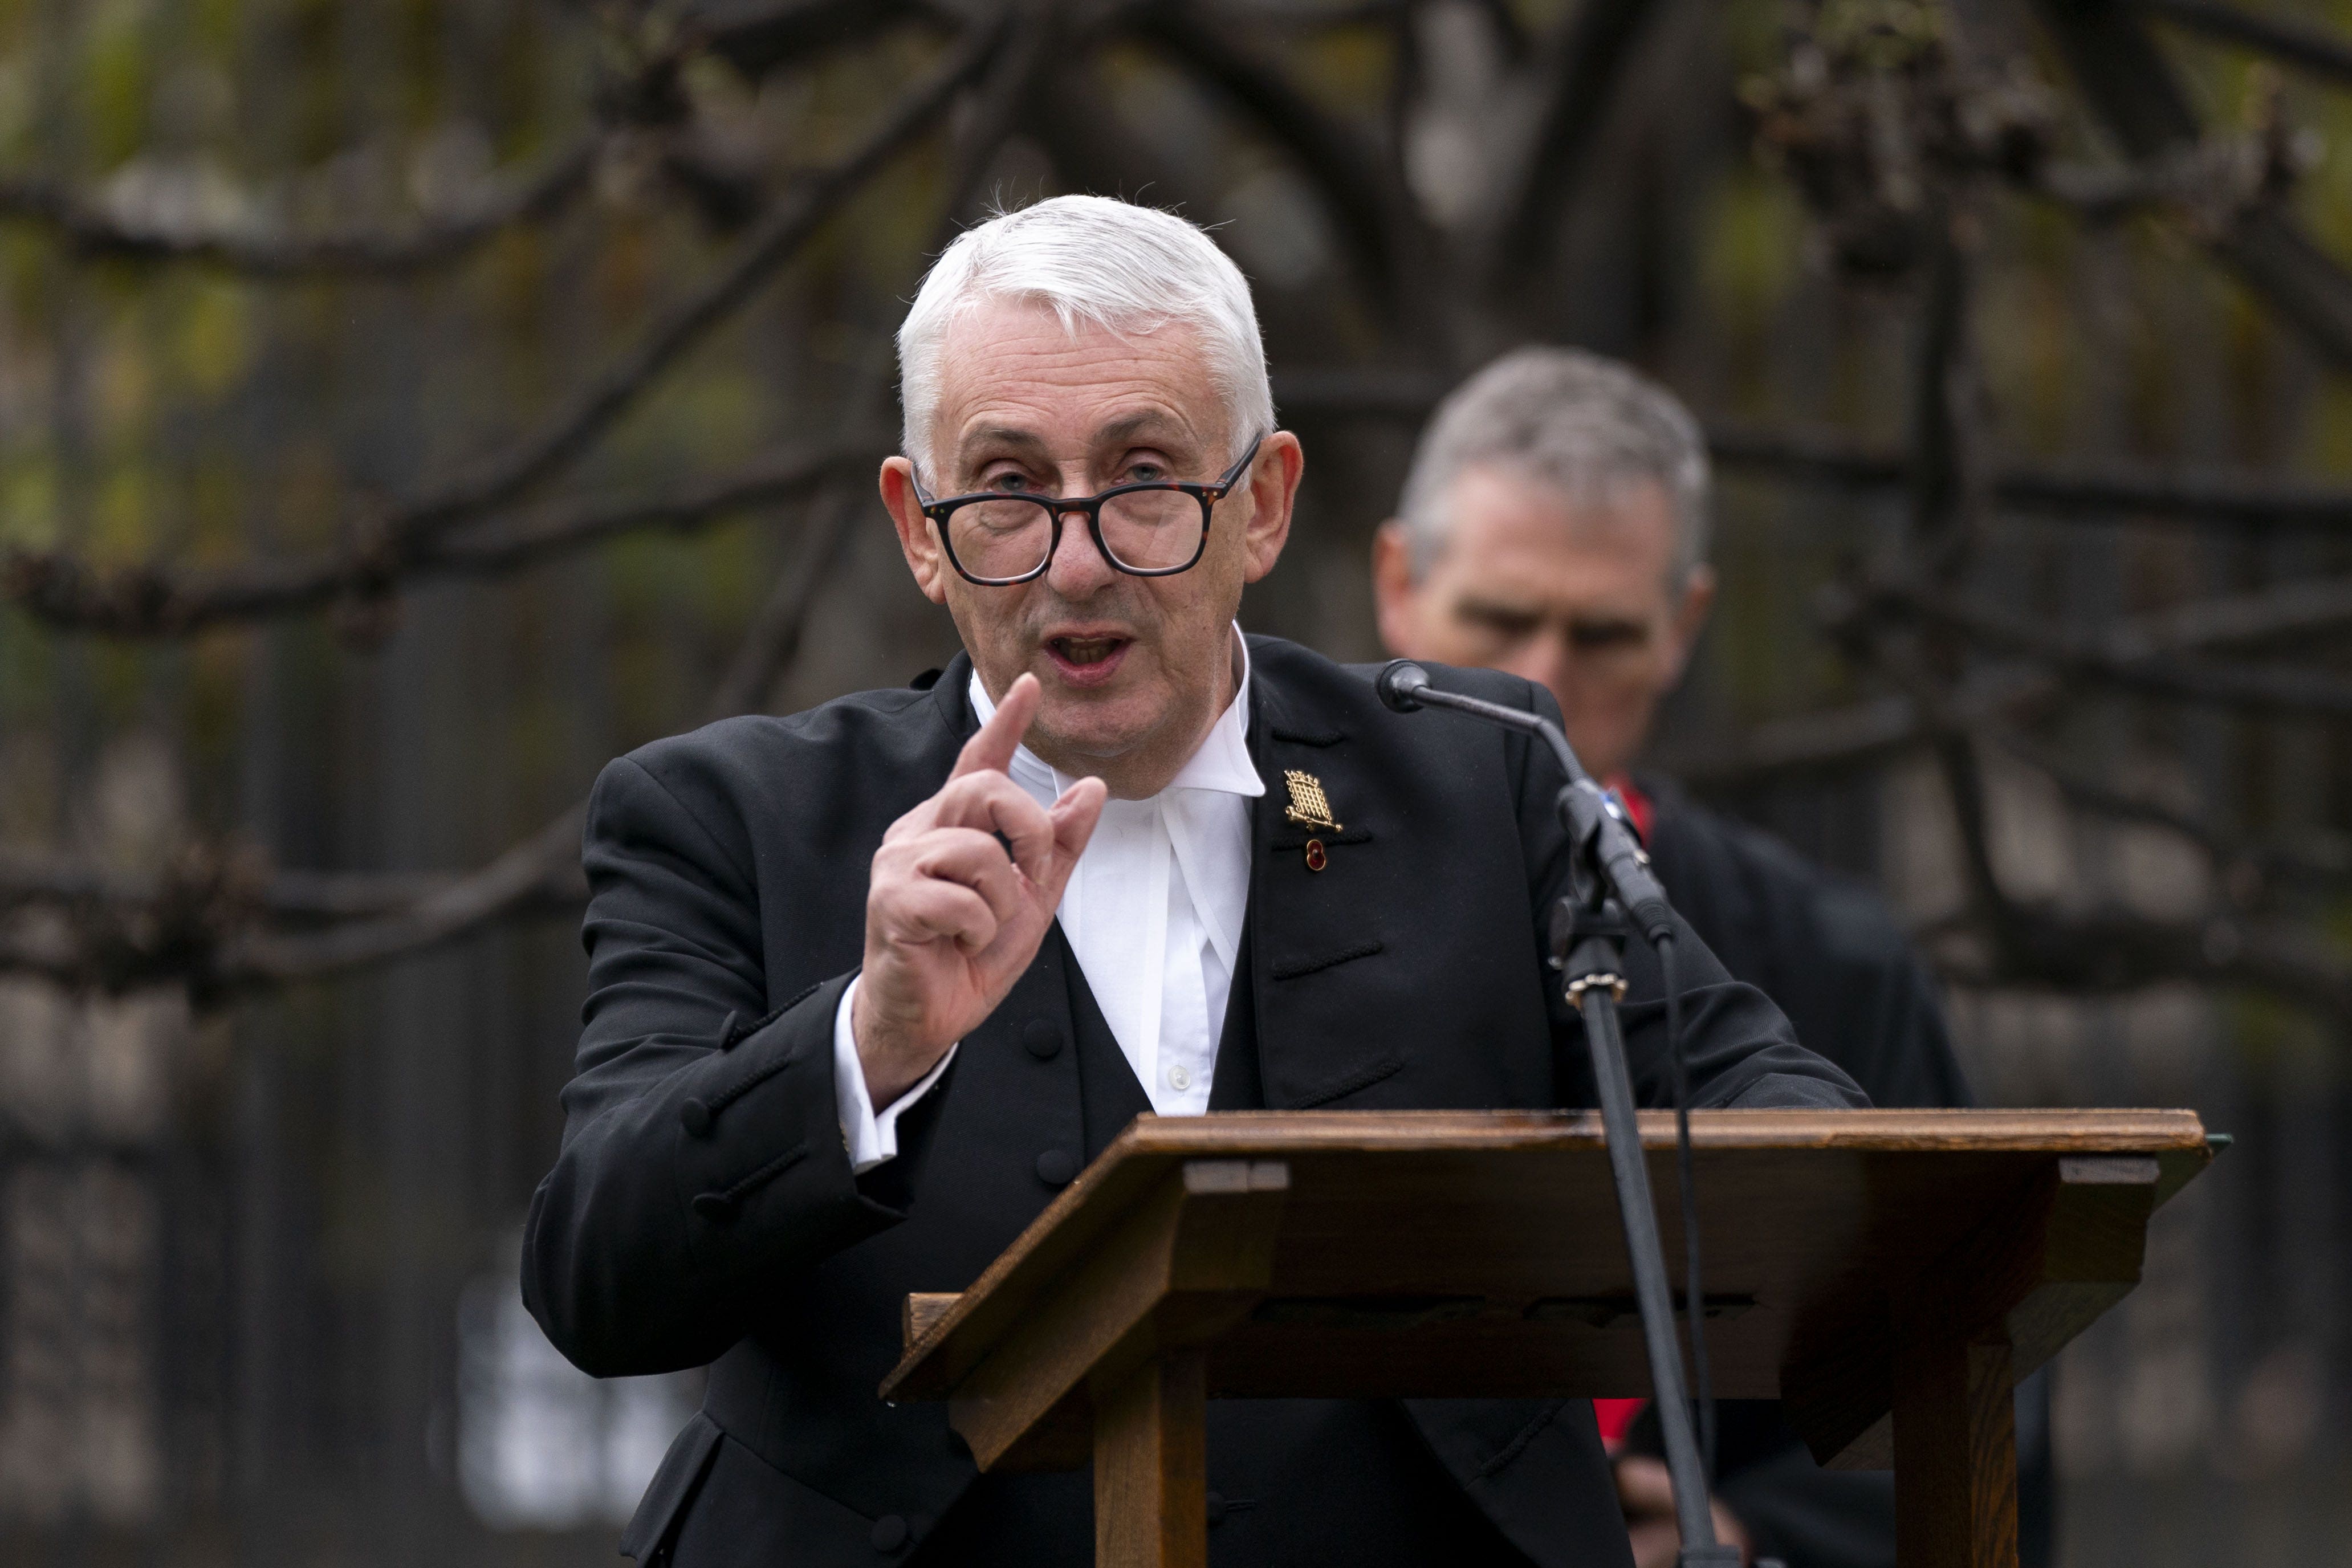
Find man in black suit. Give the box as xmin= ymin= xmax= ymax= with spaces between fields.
xmin=524 ymin=197 xmax=1864 ymax=1567
xmin=1371 ymin=347 xmax=2048 ymax=1567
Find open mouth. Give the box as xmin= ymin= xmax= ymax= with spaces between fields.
xmin=1044 ymin=634 xmax=1131 ymax=685
xmin=1052 ymin=636 xmax=1124 ymax=666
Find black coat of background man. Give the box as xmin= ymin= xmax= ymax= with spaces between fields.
xmin=523 ymin=197 xmax=1866 ymax=1567
xmin=1371 ymin=346 xmax=2053 ymax=1568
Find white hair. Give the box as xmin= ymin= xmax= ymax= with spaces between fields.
xmin=1397 ymin=347 xmax=1712 ymax=587
xmin=895 ymin=195 xmax=1276 ymax=476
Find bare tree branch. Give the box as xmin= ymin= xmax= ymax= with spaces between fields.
xmin=0 ymin=137 xmax=603 ymax=277
xmin=1275 ymin=368 xmax=2352 ymax=526
xmin=1 ymin=437 xmax=883 ymax=637
xmin=1987 ymin=454 xmax=2352 ymax=528
xmin=161 ymin=460 xmax=881 ymax=991
xmin=2034 ymin=136 xmax=2287 ymax=225
xmin=2139 ymin=0 xmax=2352 ymax=85
xmin=1661 ymin=668 xmax=2058 ymax=787
xmin=2126 ymin=572 xmax=2352 ymax=651
xmin=217 ymin=808 xmax=589 ymax=985
xmin=1849 ymin=614 xmax=2352 ymax=1020
xmin=1860 ymin=578 xmax=2352 ymax=719
xmin=0 ymin=26 xmax=999 ymax=638
xmin=1935 ymin=896 xmax=2352 ymax=1019
xmin=1020 ymin=54 xmax=1227 ymax=218
xmin=1985 ymin=722 xmax=2352 ymax=896
xmin=0 ymin=0 xmax=943 ymax=276
xmin=363 ymin=25 xmax=998 ymax=552
xmin=0 ymin=848 xmax=583 ymax=926
xmin=1483 ymin=0 xmax=1662 ymax=286
xmin=0 ymin=847 xmax=274 ymax=995
xmin=1129 ymin=5 xmax=1408 ymax=295
xmin=1671 ymin=567 xmax=2352 ymax=787
xmin=0 ymin=9 xmax=1047 ymax=999
xmin=706 ymin=0 xmax=1059 ymax=722
xmin=2031 ymin=0 xmax=2352 ymax=372
xmin=0 ymin=924 xmax=78 ymax=991
xmin=425 ymin=439 xmax=886 ymax=574
xmin=693 ymin=0 xmax=944 ymax=80
xmin=1195 ymin=0 xmax=1408 ymax=26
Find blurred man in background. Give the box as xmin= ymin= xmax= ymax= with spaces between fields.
xmin=1371 ymin=347 xmax=2050 ymax=1568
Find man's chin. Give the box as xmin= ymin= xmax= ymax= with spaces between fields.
xmin=1027 ymin=691 xmax=1163 ymax=772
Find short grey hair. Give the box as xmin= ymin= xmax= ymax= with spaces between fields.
xmin=1395 ymin=347 xmax=1711 ymax=585
xmin=896 ymin=195 xmax=1276 ymax=476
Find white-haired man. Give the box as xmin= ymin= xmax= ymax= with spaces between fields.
xmin=526 ymin=198 xmax=1863 ymax=1567
xmin=1374 ymin=348 xmax=2049 ymax=1568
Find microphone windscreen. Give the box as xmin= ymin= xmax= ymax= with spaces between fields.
xmin=1376 ymin=659 xmax=1431 ymax=712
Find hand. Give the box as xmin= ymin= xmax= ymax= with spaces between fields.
xmin=853 ymin=674 xmax=1106 ymax=1105
xmin=1616 ymin=1455 xmax=1752 ymax=1568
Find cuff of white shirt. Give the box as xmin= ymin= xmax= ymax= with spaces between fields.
xmin=832 ymin=976 xmax=959 ymax=1175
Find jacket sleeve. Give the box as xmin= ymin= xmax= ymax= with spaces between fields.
xmin=1816 ymin=882 xmax=1976 ymax=1109
xmin=521 ymin=754 xmax=901 ymax=1378
xmin=1495 ymin=675 xmax=1869 ymax=1112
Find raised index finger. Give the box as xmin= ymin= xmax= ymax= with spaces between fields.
xmin=949 ymin=672 xmax=1040 ymax=781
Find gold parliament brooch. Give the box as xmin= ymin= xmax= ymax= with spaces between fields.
xmin=1283 ymin=769 xmax=1342 ymax=871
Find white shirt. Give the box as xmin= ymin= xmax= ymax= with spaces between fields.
xmin=831 ymin=632 xmax=1263 ymax=1172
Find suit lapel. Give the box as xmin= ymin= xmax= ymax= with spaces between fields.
xmin=1243 ymin=666 xmax=1408 ymax=1110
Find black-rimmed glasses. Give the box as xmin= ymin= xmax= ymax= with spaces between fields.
xmin=914 ymin=432 xmax=1268 ymax=587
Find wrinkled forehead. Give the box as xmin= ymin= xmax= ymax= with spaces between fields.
xmin=929 ymin=299 xmax=1228 ymax=464
xmin=1439 ymin=461 xmax=1683 ymax=586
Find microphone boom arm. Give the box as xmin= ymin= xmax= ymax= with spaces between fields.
xmin=1374 ymin=660 xmax=1736 ymax=1565
xmin=1374 ymin=661 xmax=1673 ymax=942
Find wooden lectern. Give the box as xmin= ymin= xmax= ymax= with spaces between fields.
xmin=881 ymin=1108 xmax=2210 ymax=1568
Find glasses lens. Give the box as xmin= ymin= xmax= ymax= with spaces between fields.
xmin=947 ymin=498 xmax=1053 ymax=581
xmin=1099 ymin=488 xmax=1205 ymax=572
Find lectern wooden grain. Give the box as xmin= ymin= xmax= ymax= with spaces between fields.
xmin=880 ymin=1109 xmax=2210 ymax=1568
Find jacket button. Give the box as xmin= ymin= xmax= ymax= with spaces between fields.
xmin=1022 ymin=1019 xmax=1064 ymax=1060
xmin=690 ymin=1191 xmax=738 ymax=1221
xmin=1206 ymin=1489 xmax=1227 ymax=1527
xmin=870 ymin=1514 xmax=909 ymax=1553
xmin=679 ymin=1099 xmax=714 ymax=1138
xmin=1034 ymin=1149 xmax=1077 ymax=1187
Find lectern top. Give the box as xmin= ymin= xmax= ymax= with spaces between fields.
xmin=881 ymin=1108 xmax=2209 ymax=1458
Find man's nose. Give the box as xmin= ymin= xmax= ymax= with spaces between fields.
xmin=1043 ymin=505 xmax=1118 ymax=596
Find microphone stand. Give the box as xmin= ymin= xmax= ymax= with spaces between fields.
xmin=1378 ymin=662 xmax=1738 ymax=1568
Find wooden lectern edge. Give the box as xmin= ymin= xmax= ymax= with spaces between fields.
xmin=880 ymin=1107 xmax=2211 ymax=1409
xmin=1107 ymin=1106 xmax=2212 ymax=1155
xmin=905 ymin=1292 xmax=960 ymax=1345
xmin=1793 ymin=1141 xmax=2206 ymax=1474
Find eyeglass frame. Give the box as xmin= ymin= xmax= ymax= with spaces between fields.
xmin=911 ymin=431 xmax=1270 ymax=587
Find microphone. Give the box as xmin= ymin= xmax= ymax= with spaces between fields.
xmin=1374 ymin=661 xmax=1674 ymax=944
xmin=1374 ymin=658 xmax=1431 ymax=712
xmin=1373 ymin=657 xmax=1729 ymax=1554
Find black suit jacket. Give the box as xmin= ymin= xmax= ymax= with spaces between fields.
xmin=1642 ymin=781 xmax=1970 ymax=1114
xmin=522 ymin=636 xmax=1865 ymax=1565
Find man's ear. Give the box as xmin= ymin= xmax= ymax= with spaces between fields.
xmin=880 ymin=457 xmax=949 ymax=606
xmin=1370 ymin=521 xmax=1421 ymax=657
xmin=1663 ymin=563 xmax=1716 ymax=683
xmin=1238 ymin=431 xmax=1304 ymax=584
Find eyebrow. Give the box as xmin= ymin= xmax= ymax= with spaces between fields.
xmin=1456 ymin=597 xmax=1649 ymax=632
xmin=955 ymin=425 xmax=1051 ymax=466
xmin=1457 ymin=595 xmax=1545 ymax=621
xmin=1094 ymin=411 xmax=1194 ymax=451
xmin=948 ymin=413 xmax=1202 ymax=479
